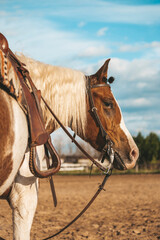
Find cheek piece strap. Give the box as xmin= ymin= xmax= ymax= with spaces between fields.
xmin=86 ymin=76 xmax=114 ymax=170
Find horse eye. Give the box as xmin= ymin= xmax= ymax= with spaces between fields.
xmin=104 ymin=102 xmax=112 ymax=108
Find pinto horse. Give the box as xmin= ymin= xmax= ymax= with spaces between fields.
xmin=0 ymin=54 xmax=139 ymax=239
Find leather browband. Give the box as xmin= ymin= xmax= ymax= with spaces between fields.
xmin=91 ymin=83 xmax=110 ymax=88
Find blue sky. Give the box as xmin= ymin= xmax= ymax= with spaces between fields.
xmin=0 ymin=0 xmax=160 ymax=140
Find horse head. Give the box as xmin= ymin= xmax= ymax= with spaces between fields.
xmin=85 ymin=59 xmax=139 ymax=170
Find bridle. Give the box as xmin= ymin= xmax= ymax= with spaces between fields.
xmin=87 ymin=75 xmax=114 ymax=168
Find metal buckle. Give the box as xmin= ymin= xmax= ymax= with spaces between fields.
xmin=104 ymin=139 xmax=114 ymax=174
xmin=91 ymin=106 xmax=97 ymax=112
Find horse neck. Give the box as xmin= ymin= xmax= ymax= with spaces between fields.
xmin=18 ymin=55 xmax=87 ymax=136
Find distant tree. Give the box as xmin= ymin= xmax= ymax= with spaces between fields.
xmin=134 ymin=132 xmax=160 ymax=168
xmin=158 ymin=139 xmax=160 ymax=160
xmin=133 ymin=132 xmax=145 ymax=166
xmin=144 ymin=132 xmax=160 ymax=163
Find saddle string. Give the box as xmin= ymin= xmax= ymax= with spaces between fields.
xmin=44 ymin=144 xmax=58 ymax=208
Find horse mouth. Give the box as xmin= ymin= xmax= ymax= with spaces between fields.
xmin=113 ymin=152 xmax=127 ymax=170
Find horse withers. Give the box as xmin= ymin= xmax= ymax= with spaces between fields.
xmin=0 ymin=50 xmax=139 ymax=239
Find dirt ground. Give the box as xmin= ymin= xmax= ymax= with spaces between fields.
xmin=0 ymin=174 xmax=160 ymax=240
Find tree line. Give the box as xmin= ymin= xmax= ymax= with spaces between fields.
xmin=133 ymin=132 xmax=160 ymax=168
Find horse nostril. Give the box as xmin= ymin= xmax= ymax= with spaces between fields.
xmin=130 ymin=148 xmax=139 ymax=161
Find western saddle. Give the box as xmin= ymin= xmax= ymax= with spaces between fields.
xmin=0 ymin=33 xmax=61 ymax=181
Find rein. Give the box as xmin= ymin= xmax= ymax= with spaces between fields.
xmin=42 ymin=169 xmax=113 ymax=240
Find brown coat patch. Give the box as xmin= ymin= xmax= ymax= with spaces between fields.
xmin=0 ymin=90 xmax=14 ymax=187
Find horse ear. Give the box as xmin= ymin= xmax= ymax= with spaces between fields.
xmin=91 ymin=59 xmax=111 ymax=83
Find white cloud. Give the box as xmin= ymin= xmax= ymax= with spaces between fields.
xmin=119 ymin=98 xmax=151 ymax=108
xmin=0 ymin=12 xmax=111 ymax=67
xmin=78 ymin=21 xmax=86 ymax=27
xmin=108 ymin=58 xmax=160 ymax=82
xmin=123 ymin=112 xmax=160 ymax=136
xmin=49 ymin=1 xmax=160 ymax=25
xmin=0 ymin=11 xmax=8 ymax=16
xmin=97 ymin=27 xmax=108 ymax=37
xmin=78 ymin=46 xmax=111 ymax=58
xmin=119 ymin=44 xmax=140 ymax=52
xmin=137 ymin=82 xmax=148 ymax=89
xmin=119 ymin=41 xmax=160 ymax=53
xmin=149 ymin=41 xmax=160 ymax=48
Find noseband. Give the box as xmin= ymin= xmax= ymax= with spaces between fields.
xmin=87 ymin=76 xmax=114 ymax=168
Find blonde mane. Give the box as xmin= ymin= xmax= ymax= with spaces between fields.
xmin=17 ymin=55 xmax=87 ymax=136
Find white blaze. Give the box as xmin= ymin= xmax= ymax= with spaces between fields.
xmin=114 ymin=95 xmax=139 ymax=169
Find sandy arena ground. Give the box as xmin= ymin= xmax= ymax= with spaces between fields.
xmin=0 ymin=174 xmax=160 ymax=240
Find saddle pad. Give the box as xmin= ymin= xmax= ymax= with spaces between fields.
xmin=0 ymin=49 xmax=23 ymax=102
